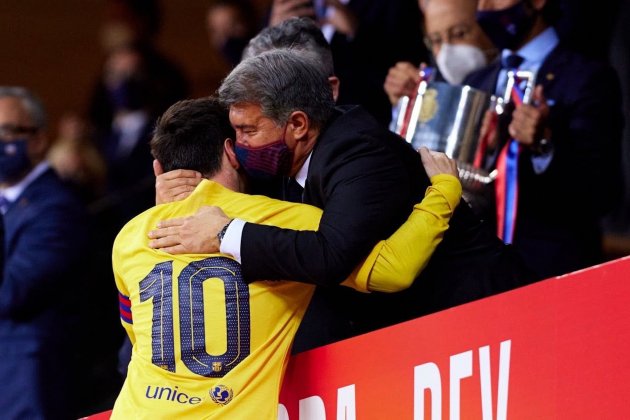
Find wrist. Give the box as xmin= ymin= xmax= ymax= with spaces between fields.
xmin=217 ymin=219 xmax=234 ymax=245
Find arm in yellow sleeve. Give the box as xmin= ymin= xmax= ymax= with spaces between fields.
xmin=342 ymin=174 xmax=462 ymax=293
xmin=112 ymin=256 xmax=137 ymax=346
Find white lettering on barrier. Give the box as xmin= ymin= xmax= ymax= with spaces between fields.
xmin=281 ymin=340 xmax=510 ymax=419
xmin=480 ymin=340 xmax=511 ymax=420
xmin=414 ymin=340 xmax=512 ymax=420
xmin=337 ymin=384 xmax=356 ymax=420
xmin=299 ymin=395 xmax=327 ymax=420
xmin=450 ymin=350 xmax=474 ymax=420
xmin=280 ymin=385 xmax=357 ymax=420
xmin=414 ymin=362 xmax=442 ymax=420
xmin=278 ymin=403 xmax=290 ymax=420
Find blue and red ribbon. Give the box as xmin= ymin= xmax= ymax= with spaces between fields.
xmin=495 ymin=76 xmax=525 ymax=244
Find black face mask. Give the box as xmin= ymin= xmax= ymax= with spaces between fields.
xmin=476 ymin=1 xmax=537 ymax=51
xmin=0 ymin=139 xmax=31 ymax=183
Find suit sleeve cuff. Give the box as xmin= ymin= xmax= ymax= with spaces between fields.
xmin=219 ymin=218 xmax=246 ymax=263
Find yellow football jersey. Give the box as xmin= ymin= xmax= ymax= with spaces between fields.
xmin=111 ymin=174 xmax=461 ymax=419
xmin=112 ymin=180 xmax=326 ymax=419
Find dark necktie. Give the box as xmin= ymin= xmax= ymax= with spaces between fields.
xmin=284 ymin=177 xmax=304 ymax=203
xmin=502 ymin=54 xmax=524 ymax=69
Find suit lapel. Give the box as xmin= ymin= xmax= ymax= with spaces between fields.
xmin=535 ymin=45 xmax=566 ymax=91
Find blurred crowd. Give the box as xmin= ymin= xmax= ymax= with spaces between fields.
xmin=1 ymin=0 xmax=630 ymax=417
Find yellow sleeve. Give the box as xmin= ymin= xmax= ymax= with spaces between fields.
xmin=342 ymin=174 xmax=462 ymax=293
xmin=112 ymin=236 xmax=137 ymax=346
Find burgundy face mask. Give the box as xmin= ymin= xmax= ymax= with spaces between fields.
xmin=234 ymin=133 xmax=293 ymax=180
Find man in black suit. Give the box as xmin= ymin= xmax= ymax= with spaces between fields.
xmin=465 ymin=0 xmax=622 ymax=279
xmin=150 ymin=49 xmax=533 ymax=351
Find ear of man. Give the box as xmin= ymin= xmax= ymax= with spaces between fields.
xmin=328 ymin=76 xmax=340 ymax=102
xmin=224 ymin=138 xmax=240 ymax=170
xmin=287 ymin=110 xmax=310 ymax=142
xmin=153 ymin=159 xmax=165 ymax=176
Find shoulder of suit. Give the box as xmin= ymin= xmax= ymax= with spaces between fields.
xmin=314 ymin=125 xmax=395 ymax=168
xmin=21 ymin=169 xmax=80 ymax=204
xmin=538 ymin=44 xmax=617 ymax=91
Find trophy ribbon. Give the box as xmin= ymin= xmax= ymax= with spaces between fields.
xmin=495 ymin=70 xmax=533 ymax=244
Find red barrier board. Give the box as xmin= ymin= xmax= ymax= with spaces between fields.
xmin=279 ymin=256 xmax=630 ymax=419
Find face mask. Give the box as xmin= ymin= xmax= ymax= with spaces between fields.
xmin=0 ymin=139 xmax=31 ymax=182
xmin=476 ymin=1 xmax=536 ymax=51
xmin=436 ymin=43 xmax=488 ymax=85
xmin=234 ymin=130 xmax=294 ymax=180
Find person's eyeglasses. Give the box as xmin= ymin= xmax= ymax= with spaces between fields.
xmin=425 ymin=24 xmax=474 ymax=50
xmin=0 ymin=124 xmax=39 ymax=140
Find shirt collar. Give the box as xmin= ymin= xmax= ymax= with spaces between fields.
xmin=501 ymin=27 xmax=559 ymax=69
xmin=1 ymin=161 xmax=50 ymax=202
xmin=113 ymin=110 xmax=149 ymax=132
xmin=294 ymin=152 xmax=312 ymax=188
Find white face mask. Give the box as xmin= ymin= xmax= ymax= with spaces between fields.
xmin=436 ymin=43 xmax=487 ymax=85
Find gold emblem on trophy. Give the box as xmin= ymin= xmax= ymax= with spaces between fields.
xmin=418 ymin=88 xmax=439 ymax=124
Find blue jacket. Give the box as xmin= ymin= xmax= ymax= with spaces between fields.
xmin=1 ymin=167 xmax=88 ymax=419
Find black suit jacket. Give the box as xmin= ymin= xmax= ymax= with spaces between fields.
xmin=242 ymin=106 xmax=533 ymax=351
xmin=465 ymin=44 xmax=623 ymax=278
xmin=242 ymin=106 xmax=421 ymax=285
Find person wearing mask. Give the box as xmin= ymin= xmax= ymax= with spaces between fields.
xmin=110 ymin=96 xmax=461 ymax=418
xmin=149 ymin=50 xmax=535 ymax=351
xmin=0 ymin=87 xmax=88 ymax=419
xmin=464 ymin=0 xmax=622 ymax=279
xmin=384 ymin=0 xmax=495 ymax=107
xmin=237 ymin=16 xmax=341 ymax=206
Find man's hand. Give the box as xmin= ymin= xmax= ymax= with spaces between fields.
xmin=418 ymin=147 xmax=459 ymax=179
xmin=509 ymin=85 xmax=551 ymax=148
xmin=269 ymin=0 xmax=315 ymax=26
xmin=384 ymin=62 xmax=420 ymax=105
xmin=479 ymin=108 xmax=499 ymax=150
xmin=148 ymin=206 xmax=231 ymax=254
xmin=154 ymin=160 xmax=202 ymax=205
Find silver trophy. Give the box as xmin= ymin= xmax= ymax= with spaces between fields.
xmin=393 ymin=69 xmax=498 ymax=188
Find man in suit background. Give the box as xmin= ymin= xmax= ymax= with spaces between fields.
xmin=267 ymin=0 xmax=428 ymax=126
xmin=464 ymin=0 xmax=623 ymax=279
xmin=0 ymin=87 xmax=88 ymax=419
xmin=149 ymin=49 xmax=533 ymax=351
xmin=384 ymin=0 xmax=496 ymax=108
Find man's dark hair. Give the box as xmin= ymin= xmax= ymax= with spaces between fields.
xmin=150 ymin=97 xmax=234 ymax=177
